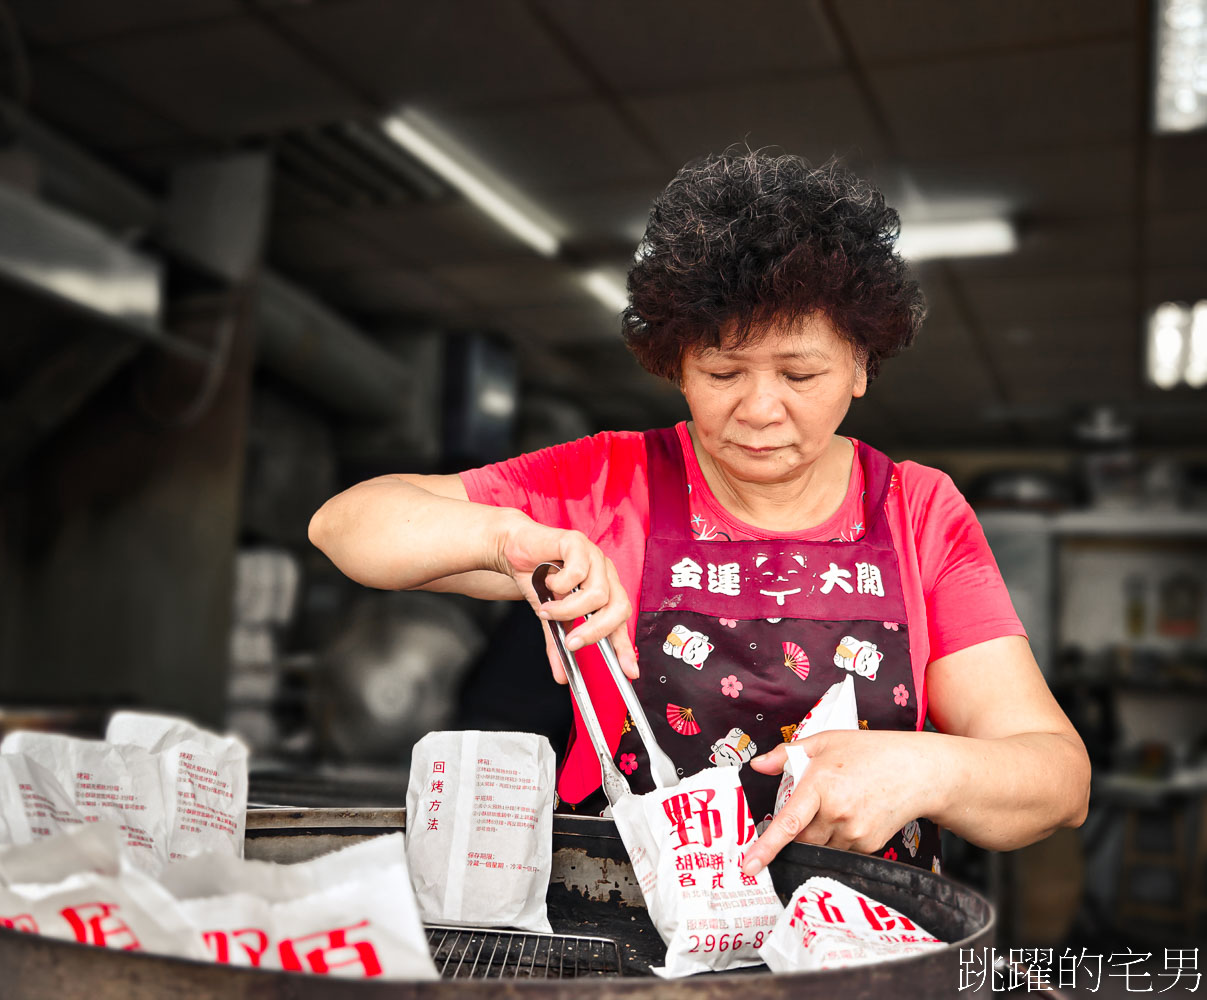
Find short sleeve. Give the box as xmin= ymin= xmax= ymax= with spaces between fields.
xmin=901 ymin=463 xmax=1028 ymax=661
xmin=460 ymin=431 xmax=645 ymax=534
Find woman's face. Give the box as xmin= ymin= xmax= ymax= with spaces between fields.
xmin=680 ymin=313 xmax=867 ymax=486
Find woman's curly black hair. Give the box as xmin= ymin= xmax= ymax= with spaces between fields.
xmin=623 ymin=149 xmax=925 ymax=382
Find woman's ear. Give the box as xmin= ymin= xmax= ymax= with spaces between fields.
xmin=853 ymin=349 xmax=869 ymax=398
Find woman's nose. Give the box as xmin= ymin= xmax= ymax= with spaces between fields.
xmin=735 ymin=379 xmax=787 ymax=425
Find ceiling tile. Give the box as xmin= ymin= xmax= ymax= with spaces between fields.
xmin=980 ymin=316 xmax=1138 ymax=363
xmin=539 ymin=183 xmax=661 ymax=251
xmin=871 ymin=43 xmax=1137 ymax=158
xmin=1148 ymin=133 xmax=1207 ymax=211
xmin=838 ymin=0 xmax=1136 ymax=63
xmin=27 ymin=53 xmax=194 ymax=150
xmin=272 ymin=0 xmax=593 ymax=109
xmin=327 ymin=200 xmax=538 ymax=267
xmin=67 ymin=19 xmax=364 ymax=138
xmin=960 ymin=272 xmax=1136 ymax=327
xmin=303 ymin=267 xmax=471 ymax=322
xmin=948 ymin=217 xmax=1136 ymax=281
xmin=430 ymin=261 xmax=593 ymax=311
xmin=627 ymin=76 xmax=886 ymax=171
xmin=1147 ymin=211 xmax=1207 ymax=270
xmin=1143 ymin=268 xmax=1207 ymax=304
xmin=267 ymin=214 xmax=398 ymax=274
xmin=11 ymin=0 xmax=239 ymax=45
xmin=995 ymin=356 xmax=1137 ymax=408
xmin=903 ymin=145 xmax=1135 ymax=221
xmin=432 ymin=100 xmax=665 ymax=193
xmin=534 ymin=0 xmax=843 ymax=95
xmin=872 ymin=338 xmax=1005 ymax=418
xmin=497 ymin=302 xmax=626 ymax=344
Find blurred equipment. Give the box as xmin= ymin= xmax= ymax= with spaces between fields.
xmin=239 ymin=383 xmax=338 ymax=547
xmin=966 ymin=468 xmax=1078 ymax=510
xmin=315 ymin=591 xmax=485 ymax=763
xmin=443 ymin=331 xmax=518 ymax=468
xmin=1154 ymin=0 xmax=1207 ymax=133
xmin=253 ymin=273 xmax=442 ymax=468
xmin=226 ymin=546 xmax=304 ymax=753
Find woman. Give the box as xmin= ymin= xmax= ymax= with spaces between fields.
xmin=309 ymin=150 xmax=1090 ymax=876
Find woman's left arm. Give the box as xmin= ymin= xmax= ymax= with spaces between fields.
xmin=743 ymin=634 xmax=1090 ymax=874
xmin=915 ymin=633 xmax=1090 ymax=846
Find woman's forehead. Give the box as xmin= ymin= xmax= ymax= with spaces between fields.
xmin=693 ymin=316 xmax=849 ymax=362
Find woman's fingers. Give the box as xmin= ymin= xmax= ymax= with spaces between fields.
xmin=749 ymin=743 xmax=789 ymax=776
xmin=741 ymin=783 xmax=823 ymax=876
xmin=564 ymin=559 xmax=638 ymax=676
xmin=607 ymin=622 xmax=640 ymax=679
xmin=541 ymin=621 xmax=568 ymax=685
xmin=510 ymin=526 xmax=636 ymax=681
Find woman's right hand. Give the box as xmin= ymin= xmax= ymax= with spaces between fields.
xmin=496 ymin=513 xmax=639 ymax=685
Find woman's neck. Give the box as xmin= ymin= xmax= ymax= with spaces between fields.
xmin=687 ymin=427 xmax=854 ymax=533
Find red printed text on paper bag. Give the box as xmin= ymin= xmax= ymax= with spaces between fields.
xmin=788 ymin=898 xmax=819 ymax=949
xmin=60 ymin=901 xmax=142 ymax=950
xmin=278 ymin=920 xmax=383 ymax=977
xmin=662 ymin=788 xmax=723 ymax=848
xmin=858 ymin=894 xmax=918 ymax=933
xmin=0 ymin=913 xmax=38 ymax=933
xmin=203 ymin=927 xmax=270 ymax=966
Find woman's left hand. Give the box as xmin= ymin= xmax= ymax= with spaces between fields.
xmin=740 ymin=729 xmax=940 ymax=876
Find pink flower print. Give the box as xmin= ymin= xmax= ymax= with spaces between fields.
xmin=618 ymin=753 xmax=638 ymax=775
xmin=718 ymin=618 xmax=738 ymax=628
xmin=882 ymin=621 xmax=900 ymax=631
xmin=720 ymin=674 xmax=744 ymax=698
xmin=883 ymin=847 xmax=898 ymax=861
xmin=893 ymin=684 xmax=909 ymax=707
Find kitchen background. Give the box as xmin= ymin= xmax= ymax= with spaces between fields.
xmin=0 ymin=0 xmax=1204 ymax=967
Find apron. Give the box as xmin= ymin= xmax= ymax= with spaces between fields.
xmin=575 ymin=427 xmax=941 ymax=872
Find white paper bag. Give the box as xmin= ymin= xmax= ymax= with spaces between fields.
xmin=0 ymin=756 xmax=36 ymax=847
xmin=0 ymin=821 xmax=123 ymax=886
xmin=611 ymin=766 xmax=782 ymax=978
xmin=0 ymin=713 xmax=249 ymax=875
xmin=168 ymin=834 xmax=438 ymax=980
xmin=405 ymin=731 xmax=554 ymax=932
xmin=0 ymin=867 xmax=206 ymax=959
xmin=0 ymin=732 xmax=168 ymax=874
xmin=759 ymin=875 xmax=943 ymax=972
xmin=105 ymin=711 xmax=248 ymax=864
xmin=772 ymin=676 xmax=859 ymax=818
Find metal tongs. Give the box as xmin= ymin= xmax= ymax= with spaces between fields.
xmin=532 ymin=563 xmax=680 ymax=806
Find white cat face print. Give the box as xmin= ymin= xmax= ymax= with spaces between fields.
xmin=663 ymin=624 xmax=715 ymax=670
xmin=833 ymin=635 xmax=882 ymax=681
xmin=709 ymin=727 xmax=757 ymax=767
xmin=754 ymin=551 xmax=806 ymax=606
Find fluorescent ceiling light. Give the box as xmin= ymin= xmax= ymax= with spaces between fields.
xmin=1186 ymin=301 xmax=1207 ymax=387
xmin=580 ymin=270 xmax=629 ymax=314
xmin=895 ymin=218 xmax=1017 ymax=261
xmin=1144 ymin=297 xmax=1192 ymax=388
xmin=1154 ymin=0 xmax=1207 ymax=133
xmin=381 ymin=110 xmax=560 ymax=258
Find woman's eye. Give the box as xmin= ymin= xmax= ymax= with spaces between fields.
xmin=785 ymin=373 xmax=816 ymax=383
xmin=708 ymin=372 xmax=740 ymax=382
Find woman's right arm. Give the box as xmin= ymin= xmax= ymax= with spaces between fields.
xmin=308 ymin=473 xmax=524 ymax=598
xmin=307 ymin=473 xmax=639 ymax=678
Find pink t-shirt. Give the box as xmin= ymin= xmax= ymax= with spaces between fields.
xmin=462 ymin=424 xmax=1024 ymax=794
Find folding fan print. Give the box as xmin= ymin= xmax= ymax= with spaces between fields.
xmin=665 ymin=704 xmax=701 ymax=736
xmin=782 ymin=641 xmax=810 ymax=681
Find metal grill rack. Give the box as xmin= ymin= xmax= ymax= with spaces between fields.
xmin=425 ymin=926 xmax=623 ymax=979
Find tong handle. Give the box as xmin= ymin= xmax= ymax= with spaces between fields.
xmin=532 ymin=563 xmax=630 ymax=806
xmin=593 ymin=630 xmax=680 ymax=790
xmin=531 ymin=563 xmax=679 ymax=791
